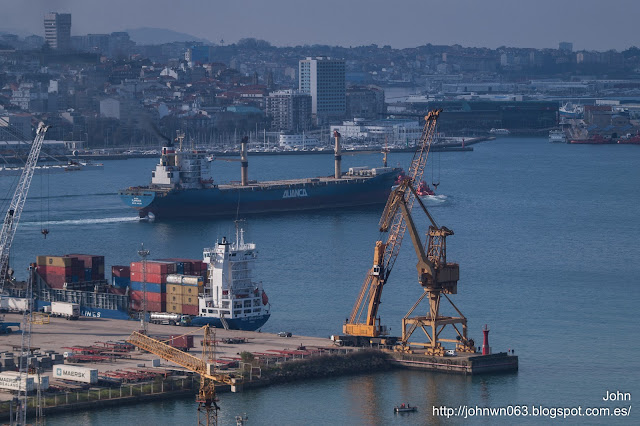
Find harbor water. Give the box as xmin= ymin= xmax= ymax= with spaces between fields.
xmin=1 ymin=138 xmax=638 ymax=424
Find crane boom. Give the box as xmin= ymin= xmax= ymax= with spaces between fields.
xmin=127 ymin=326 xmax=239 ymax=426
xmin=127 ymin=330 xmax=235 ymax=384
xmin=344 ymin=110 xmax=441 ymax=339
xmin=0 ymin=123 xmax=49 ymax=291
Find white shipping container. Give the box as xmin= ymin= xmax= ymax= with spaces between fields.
xmin=53 ymin=365 xmax=98 ymax=384
xmin=0 ymin=374 xmax=35 ymax=392
xmin=166 ymin=274 xmax=203 ymax=285
xmin=371 ymin=167 xmax=393 ymax=176
xmin=2 ymin=372 xmax=51 ymax=391
xmin=7 ymin=298 xmax=30 ymax=312
xmin=50 ymin=302 xmax=80 ymax=319
xmin=0 ymin=297 xmax=30 ymax=312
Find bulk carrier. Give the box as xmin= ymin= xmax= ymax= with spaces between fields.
xmin=119 ymin=132 xmax=401 ymax=220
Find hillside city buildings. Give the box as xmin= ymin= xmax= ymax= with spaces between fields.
xmin=1 ymin=12 xmax=640 ymax=150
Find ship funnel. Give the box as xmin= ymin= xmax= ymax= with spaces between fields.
xmin=334 ymin=130 xmax=341 ymax=179
xmin=241 ymin=136 xmax=249 ymax=186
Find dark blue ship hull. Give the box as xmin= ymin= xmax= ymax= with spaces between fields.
xmin=120 ymin=169 xmax=401 ymax=219
xmin=190 ymin=314 xmax=270 ymax=331
xmin=36 ymin=300 xmax=133 ymax=321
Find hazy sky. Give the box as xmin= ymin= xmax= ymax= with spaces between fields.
xmin=1 ymin=0 xmax=637 ymax=51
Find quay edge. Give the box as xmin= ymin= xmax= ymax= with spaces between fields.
xmin=389 ymin=351 xmax=518 ymax=375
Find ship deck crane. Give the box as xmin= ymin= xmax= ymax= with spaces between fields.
xmin=127 ymin=326 xmax=241 ymax=426
xmin=0 ymin=123 xmax=49 ymax=292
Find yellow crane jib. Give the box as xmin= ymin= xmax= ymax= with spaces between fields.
xmin=126 ymin=330 xmax=238 ymax=385
xmin=127 ymin=327 xmax=240 ymax=426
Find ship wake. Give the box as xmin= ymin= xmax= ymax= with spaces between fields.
xmin=22 ymin=216 xmax=143 ymax=227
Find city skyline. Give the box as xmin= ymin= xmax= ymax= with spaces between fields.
xmin=0 ymin=0 xmax=637 ymax=51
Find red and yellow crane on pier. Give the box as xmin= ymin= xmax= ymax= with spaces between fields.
xmin=340 ymin=109 xmax=476 ymax=355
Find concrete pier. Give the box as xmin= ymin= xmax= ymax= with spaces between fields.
xmin=390 ymin=351 xmax=518 ymax=375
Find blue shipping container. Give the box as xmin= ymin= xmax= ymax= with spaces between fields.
xmin=130 ymin=281 xmax=165 ymax=293
xmin=112 ymin=276 xmax=131 ymax=288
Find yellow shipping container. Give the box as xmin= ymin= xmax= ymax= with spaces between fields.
xmin=36 ymin=256 xmax=47 ymax=266
xmin=46 ymin=256 xmax=72 ymax=267
xmin=169 ymin=294 xmax=183 ymax=304
xmin=167 ymin=304 xmax=182 ymax=314
xmin=181 ymin=285 xmax=198 ymax=296
xmin=182 ymin=296 xmax=198 ymax=306
xmin=167 ymin=284 xmax=182 ymax=295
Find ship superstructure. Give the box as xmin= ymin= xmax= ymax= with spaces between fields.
xmin=192 ymin=226 xmax=270 ymax=330
xmin=148 ymin=132 xmax=208 ymax=190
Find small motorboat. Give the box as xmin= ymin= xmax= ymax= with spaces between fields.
xmin=416 ymin=180 xmax=435 ymax=196
xmin=394 ymin=403 xmax=417 ymax=413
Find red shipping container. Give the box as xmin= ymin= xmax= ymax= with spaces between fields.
xmin=167 ymin=335 xmax=194 ymax=350
xmin=67 ymin=254 xmax=104 ymax=269
xmin=131 ymin=300 xmax=165 ymax=312
xmin=130 ymin=270 xmax=169 ymax=284
xmin=112 ymin=266 xmax=131 ymax=278
xmin=108 ymin=286 xmax=127 ymax=295
xmin=129 ymin=290 xmax=166 ymax=303
xmin=44 ymin=275 xmax=67 ymax=288
xmin=182 ymin=304 xmax=198 ymax=316
xmin=130 ymin=261 xmax=176 ymax=275
xmin=41 ymin=265 xmax=73 ymax=276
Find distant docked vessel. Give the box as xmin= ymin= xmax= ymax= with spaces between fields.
xmin=119 ymin=132 xmax=401 ymax=220
xmin=489 ymin=128 xmax=510 ymax=136
xmin=569 ymin=134 xmax=615 ymax=145
xmin=548 ymin=130 xmax=567 ymax=143
xmin=617 ymin=134 xmax=640 ymax=144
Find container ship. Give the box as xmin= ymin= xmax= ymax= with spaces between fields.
xmin=119 ymin=131 xmax=401 ymax=220
xmin=18 ymin=226 xmax=270 ymax=331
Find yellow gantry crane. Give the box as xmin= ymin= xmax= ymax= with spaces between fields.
xmin=127 ymin=326 xmax=241 ymax=426
xmin=341 ymin=109 xmax=475 ymax=355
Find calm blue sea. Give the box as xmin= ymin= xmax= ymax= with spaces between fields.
xmin=1 ymin=138 xmax=638 ymax=425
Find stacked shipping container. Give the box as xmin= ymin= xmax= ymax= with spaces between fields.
xmin=36 ymin=255 xmax=105 ymax=289
xmin=110 ymin=265 xmax=131 ymax=295
xmin=166 ymin=274 xmax=204 ymax=316
xmin=37 ymin=254 xmax=208 ymax=316
xmin=128 ymin=261 xmax=177 ymax=313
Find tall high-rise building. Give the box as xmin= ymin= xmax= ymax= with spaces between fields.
xmin=299 ymin=57 xmax=345 ymax=125
xmin=44 ymin=12 xmax=71 ymax=50
xmin=266 ymin=90 xmax=312 ymax=132
xmin=559 ymin=42 xmax=573 ymax=52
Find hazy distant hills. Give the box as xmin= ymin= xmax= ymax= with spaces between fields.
xmin=125 ymin=27 xmax=211 ymax=45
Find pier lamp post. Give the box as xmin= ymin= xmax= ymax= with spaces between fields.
xmin=138 ymin=243 xmax=150 ymax=334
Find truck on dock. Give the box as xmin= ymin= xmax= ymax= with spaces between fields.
xmin=49 ymin=301 xmax=80 ymax=320
xmin=149 ymin=312 xmax=192 ymax=326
